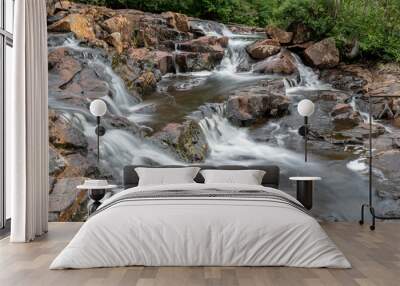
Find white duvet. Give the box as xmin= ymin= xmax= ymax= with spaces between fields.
xmin=50 ymin=183 xmax=351 ymax=269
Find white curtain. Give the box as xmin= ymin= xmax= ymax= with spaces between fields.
xmin=8 ymin=0 xmax=49 ymax=242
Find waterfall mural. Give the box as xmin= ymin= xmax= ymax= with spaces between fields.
xmin=47 ymin=2 xmax=400 ymax=222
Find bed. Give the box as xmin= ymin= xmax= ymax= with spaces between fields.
xmin=50 ymin=165 xmax=350 ymax=269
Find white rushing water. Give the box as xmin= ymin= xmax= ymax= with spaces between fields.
xmin=50 ymin=38 xmax=180 ymax=173
xmin=349 ymin=96 xmax=393 ymax=133
xmin=48 ymin=24 xmax=379 ymax=220
xmin=198 ymin=104 xmax=304 ymax=166
xmin=284 ymin=53 xmax=332 ymax=93
xmin=217 ymin=38 xmax=253 ymax=75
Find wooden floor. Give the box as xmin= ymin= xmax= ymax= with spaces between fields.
xmin=0 ymin=222 xmax=399 ymax=286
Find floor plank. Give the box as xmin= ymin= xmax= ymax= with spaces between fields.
xmin=0 ymin=222 xmax=399 ymax=286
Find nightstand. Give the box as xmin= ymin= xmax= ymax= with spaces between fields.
xmin=77 ymin=181 xmax=117 ymax=215
xmin=289 ymin=177 xmax=321 ymax=210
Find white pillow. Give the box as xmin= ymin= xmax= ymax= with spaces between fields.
xmin=200 ymin=169 xmax=266 ymax=185
xmin=135 ymin=167 xmax=200 ymax=186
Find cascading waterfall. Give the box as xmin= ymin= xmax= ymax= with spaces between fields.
xmin=188 ymin=20 xmax=261 ymax=77
xmin=349 ymin=96 xmax=392 ymax=133
xmin=284 ymin=53 xmax=332 ymax=93
xmin=88 ymin=59 xmax=139 ymax=107
xmin=217 ymin=38 xmax=253 ymax=75
xmin=197 ymin=104 xmax=304 ymax=166
xmin=48 ymin=22 xmax=376 ymax=220
xmin=49 ymin=37 xmax=180 ymax=176
xmin=172 ymin=42 xmax=180 ymax=74
xmin=349 ymin=96 xmax=370 ymax=123
xmin=190 ymin=20 xmax=233 ymax=37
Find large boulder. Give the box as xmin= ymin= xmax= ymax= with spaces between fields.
xmin=177 ymin=36 xmax=228 ymax=54
xmin=48 ymin=110 xmax=88 ymax=151
xmin=246 ymin=39 xmax=280 ymax=60
xmin=175 ymin=52 xmax=224 ymax=72
xmin=304 ymin=38 xmax=339 ymax=68
xmin=319 ymin=64 xmax=369 ymax=93
xmin=106 ymin=32 xmax=123 ymax=54
xmin=321 ymin=63 xmax=400 ymax=107
xmin=77 ymin=68 xmax=111 ymax=99
xmin=135 ymin=71 xmax=158 ymax=94
xmin=153 ymin=120 xmax=208 ymax=162
xmin=49 ymin=177 xmax=84 ymax=213
xmin=153 ymin=51 xmax=175 ymax=75
xmin=103 ymin=15 xmax=129 ymax=34
xmin=367 ymin=64 xmax=400 ymax=98
xmin=226 ymin=80 xmax=290 ymax=126
xmin=331 ymin=103 xmax=362 ymax=130
xmin=266 ymin=25 xmax=293 ymax=44
xmin=49 ymin=177 xmax=88 ymax=222
xmin=174 ymin=36 xmax=227 ymax=72
xmin=124 ymin=48 xmax=175 ymax=75
xmin=102 ymin=14 xmax=136 ymax=47
xmin=329 ymin=123 xmax=385 ymax=144
xmin=48 ymin=13 xmax=96 ymax=41
xmin=161 ymin=11 xmax=190 ymax=33
xmin=253 ymin=50 xmax=297 ymax=75
xmin=48 ymin=48 xmax=82 ymax=89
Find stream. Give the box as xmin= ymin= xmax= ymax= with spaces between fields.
xmin=48 ymin=22 xmax=396 ymax=222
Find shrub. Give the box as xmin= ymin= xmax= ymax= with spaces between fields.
xmin=71 ymin=0 xmax=400 ymax=62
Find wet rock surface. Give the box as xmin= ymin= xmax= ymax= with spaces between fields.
xmin=162 ymin=11 xmax=190 ymax=32
xmin=246 ymin=39 xmax=280 ymax=60
xmin=304 ymin=38 xmax=340 ymax=68
xmin=331 ymin=103 xmax=362 ymax=130
xmin=253 ymin=50 xmax=297 ymax=75
xmin=226 ymin=80 xmax=290 ymax=126
xmin=152 ymin=121 xmax=208 ymax=162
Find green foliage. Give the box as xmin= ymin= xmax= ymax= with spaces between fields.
xmin=72 ymin=0 xmax=400 ymax=62
xmin=330 ymin=0 xmax=400 ymax=62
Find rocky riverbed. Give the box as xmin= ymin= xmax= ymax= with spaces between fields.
xmin=47 ymin=1 xmax=400 ymax=221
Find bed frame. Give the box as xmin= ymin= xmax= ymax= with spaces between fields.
xmin=123 ymin=165 xmax=280 ymax=189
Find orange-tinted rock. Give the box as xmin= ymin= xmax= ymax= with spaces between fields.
xmin=48 ymin=110 xmax=88 ymax=150
xmin=304 ymin=38 xmax=339 ymax=68
xmin=226 ymin=80 xmax=290 ymax=126
xmin=177 ymin=36 xmax=228 ymax=53
xmin=162 ymin=11 xmax=189 ymax=32
xmin=106 ymin=32 xmax=123 ymax=53
xmin=153 ymin=51 xmax=175 ymax=75
xmin=48 ymin=13 xmax=96 ymax=41
xmin=253 ymin=50 xmax=297 ymax=75
xmin=48 ymin=48 xmax=82 ymax=88
xmin=246 ymin=39 xmax=280 ymax=59
xmin=103 ymin=15 xmax=133 ymax=43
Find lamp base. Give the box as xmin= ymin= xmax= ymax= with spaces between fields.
xmin=360 ymin=203 xmax=400 ymax=231
xmin=95 ymin=125 xmax=106 ymax=136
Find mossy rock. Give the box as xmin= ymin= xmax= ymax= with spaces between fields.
xmin=153 ymin=120 xmax=208 ymax=163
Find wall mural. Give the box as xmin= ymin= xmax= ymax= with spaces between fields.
xmin=47 ymin=1 xmax=400 ymax=222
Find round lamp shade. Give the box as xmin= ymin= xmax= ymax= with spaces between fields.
xmin=90 ymin=99 xmax=107 ymax=117
xmin=297 ymin=99 xmax=315 ymax=117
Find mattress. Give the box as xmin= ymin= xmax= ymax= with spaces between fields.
xmin=50 ymin=183 xmax=351 ymax=269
